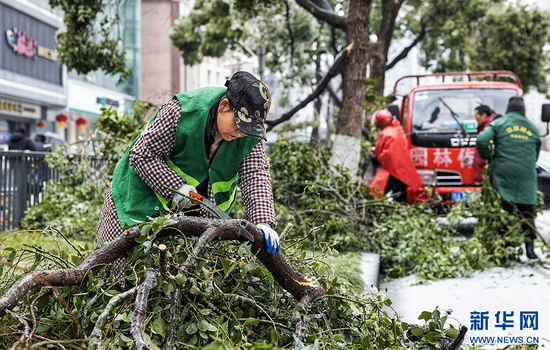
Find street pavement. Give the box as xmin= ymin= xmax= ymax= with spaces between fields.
xmin=371 ymin=209 xmax=550 ymax=347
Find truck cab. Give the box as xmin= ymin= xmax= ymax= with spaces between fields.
xmin=388 ymin=71 xmax=523 ymax=204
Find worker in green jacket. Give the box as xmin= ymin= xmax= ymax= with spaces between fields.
xmin=476 ymin=96 xmax=541 ymax=260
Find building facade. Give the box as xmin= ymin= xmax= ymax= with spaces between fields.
xmin=0 ymin=0 xmax=141 ymax=152
xmin=0 ymin=0 xmax=65 ymax=146
xmin=63 ymin=0 xmax=139 ymax=153
xmin=141 ymin=0 xmax=234 ymax=105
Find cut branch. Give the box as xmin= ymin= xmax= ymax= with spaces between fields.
xmin=6 ymin=310 xmax=29 ymax=350
xmin=88 ymin=287 xmax=136 ymax=350
xmin=386 ymin=22 xmax=429 ymax=71
xmin=165 ymin=284 xmax=184 ymax=350
xmin=0 ymin=216 xmax=324 ymax=320
xmin=265 ymin=44 xmax=352 ymax=131
xmin=131 ymin=269 xmax=159 ymax=350
xmin=295 ymin=0 xmax=347 ymax=30
xmin=158 ymin=244 xmax=168 ymax=276
xmin=291 ymin=314 xmax=307 ymax=350
xmin=165 ymin=227 xmax=218 ymax=349
xmin=29 ymin=291 xmax=48 ymax=342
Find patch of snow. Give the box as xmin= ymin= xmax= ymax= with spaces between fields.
xmin=377 ymin=209 xmax=550 ymax=346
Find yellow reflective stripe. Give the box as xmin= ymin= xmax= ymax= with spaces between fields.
xmin=166 ymin=157 xmax=200 ymax=187
xmin=211 ymin=174 xmax=238 ymax=193
xmin=217 ymin=184 xmax=238 ymax=211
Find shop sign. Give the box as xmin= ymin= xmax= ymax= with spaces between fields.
xmin=0 ymin=100 xmax=40 ymax=119
xmin=5 ymin=28 xmax=58 ymax=62
xmin=96 ymin=97 xmax=120 ymax=108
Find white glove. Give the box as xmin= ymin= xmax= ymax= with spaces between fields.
xmin=257 ymin=223 xmax=280 ymax=255
xmin=172 ymin=184 xmax=197 ymax=210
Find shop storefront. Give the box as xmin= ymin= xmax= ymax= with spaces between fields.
xmin=65 ymin=79 xmax=133 ymax=154
xmin=0 ymin=0 xmax=66 ymax=147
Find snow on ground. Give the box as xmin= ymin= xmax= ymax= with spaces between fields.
xmin=379 ymin=209 xmax=550 ymax=347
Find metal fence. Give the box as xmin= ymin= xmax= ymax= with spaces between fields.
xmin=0 ymin=151 xmax=107 ymax=231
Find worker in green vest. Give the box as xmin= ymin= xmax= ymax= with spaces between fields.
xmin=97 ymin=71 xmax=280 ymax=255
xmin=476 ymin=96 xmax=541 ymax=260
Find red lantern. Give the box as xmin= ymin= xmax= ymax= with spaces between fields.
xmin=75 ymin=117 xmax=87 ymax=131
xmin=37 ymin=121 xmax=45 ymax=129
xmin=55 ymin=114 xmax=68 ymax=128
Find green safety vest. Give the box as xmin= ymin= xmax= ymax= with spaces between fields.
xmin=111 ymin=87 xmax=258 ymax=228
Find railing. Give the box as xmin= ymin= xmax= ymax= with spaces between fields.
xmin=0 ymin=151 xmax=107 ymax=231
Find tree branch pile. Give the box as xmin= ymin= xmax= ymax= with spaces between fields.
xmin=0 ymin=212 xmax=467 ymax=349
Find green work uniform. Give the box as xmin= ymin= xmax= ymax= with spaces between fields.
xmin=476 ymin=111 xmax=541 ymax=204
xmin=111 ymin=87 xmax=258 ymax=228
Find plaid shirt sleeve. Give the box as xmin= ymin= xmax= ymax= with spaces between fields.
xmin=237 ymin=140 xmax=277 ymax=229
xmin=129 ymin=99 xmax=186 ymax=201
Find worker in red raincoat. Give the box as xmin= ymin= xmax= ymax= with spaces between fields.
xmin=370 ymin=110 xmax=424 ymax=202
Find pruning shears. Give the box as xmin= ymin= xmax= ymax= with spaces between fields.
xmin=189 ymin=191 xmax=254 ymax=242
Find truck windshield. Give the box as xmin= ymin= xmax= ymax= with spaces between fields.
xmin=411 ymin=88 xmax=518 ymax=132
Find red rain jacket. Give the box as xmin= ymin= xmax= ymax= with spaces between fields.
xmin=370 ymin=120 xmax=424 ymax=195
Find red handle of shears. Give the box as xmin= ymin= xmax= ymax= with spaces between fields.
xmin=189 ymin=191 xmax=202 ymax=205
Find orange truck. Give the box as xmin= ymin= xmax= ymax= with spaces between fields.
xmin=387 ymin=71 xmax=524 ymax=204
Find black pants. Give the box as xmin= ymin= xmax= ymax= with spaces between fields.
xmin=501 ymin=201 xmax=537 ymax=240
xmin=385 ymin=175 xmax=408 ymax=202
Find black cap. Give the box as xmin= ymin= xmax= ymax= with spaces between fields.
xmin=225 ymin=71 xmax=271 ymax=140
xmin=506 ymin=96 xmax=525 ymax=114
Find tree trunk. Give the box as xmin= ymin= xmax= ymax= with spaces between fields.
xmin=369 ymin=0 xmax=403 ymax=97
xmin=310 ymin=57 xmax=323 ymax=147
xmin=369 ymin=45 xmax=387 ymax=96
xmin=310 ymin=97 xmax=321 ymax=147
xmin=329 ymin=0 xmax=372 ymax=175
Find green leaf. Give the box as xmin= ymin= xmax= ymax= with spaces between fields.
xmin=411 ymin=327 xmax=424 ymax=338
xmin=151 ymin=217 xmax=166 ymax=232
xmin=444 ymin=327 xmax=459 ymax=339
xmin=135 ymin=234 xmax=147 ymax=244
xmin=440 ymin=315 xmax=447 ymax=329
xmin=186 ymin=323 xmax=198 ymax=334
xmin=152 ymin=316 xmax=167 ymax=337
xmin=237 ymin=243 xmax=251 ymax=257
xmin=163 ymin=281 xmax=176 ymax=295
xmin=198 ymin=319 xmax=210 ymax=332
xmin=257 ymin=266 xmax=274 ymax=283
xmin=418 ymin=311 xmax=432 ymax=322
xmin=119 ymin=333 xmax=132 ymax=343
xmin=140 ymin=224 xmax=151 ymax=237
xmin=35 ymin=294 xmax=50 ymax=310
xmin=424 ymin=331 xmax=438 ymax=345
xmin=174 ymin=274 xmax=187 ymax=285
xmin=143 ymin=240 xmax=152 ymax=253
xmin=199 ymin=309 xmax=211 ymax=316
xmin=243 ymin=317 xmax=259 ymax=326
xmin=221 ymin=259 xmax=231 ymax=275
xmin=207 ymin=322 xmax=218 ymax=332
